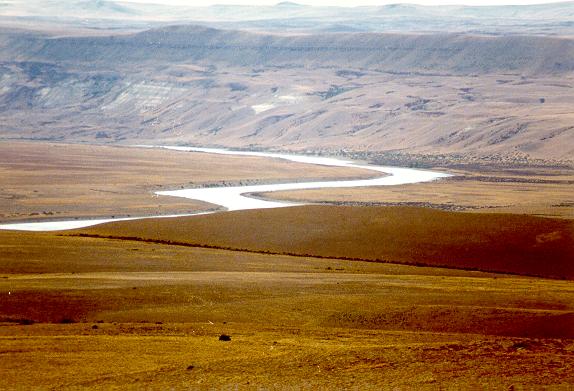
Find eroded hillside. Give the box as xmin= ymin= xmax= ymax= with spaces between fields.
xmin=0 ymin=26 xmax=573 ymax=162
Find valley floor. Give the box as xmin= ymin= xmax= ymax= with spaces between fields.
xmin=0 ymin=142 xmax=372 ymax=223
xmin=0 ymin=142 xmax=573 ymax=388
xmin=262 ymin=165 xmax=574 ymax=219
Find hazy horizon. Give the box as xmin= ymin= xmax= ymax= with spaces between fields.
xmin=122 ymin=0 xmax=574 ymax=7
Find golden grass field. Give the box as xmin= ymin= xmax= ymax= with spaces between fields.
xmin=1 ymin=229 xmax=574 ymax=389
xmin=1 ymin=143 xmax=573 ymax=388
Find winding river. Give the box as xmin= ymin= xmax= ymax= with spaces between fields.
xmin=0 ymin=146 xmax=451 ymax=231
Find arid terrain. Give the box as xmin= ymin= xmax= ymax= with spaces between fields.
xmin=1 ymin=26 xmax=573 ymax=163
xmin=1 ymin=223 xmax=574 ymax=389
xmin=0 ymin=145 xmax=573 ymax=388
xmin=0 ymin=142 xmax=372 ymax=222
xmin=1 ymin=1 xmax=574 ymax=389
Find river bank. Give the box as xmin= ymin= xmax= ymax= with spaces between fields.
xmin=0 ymin=144 xmax=450 ymax=231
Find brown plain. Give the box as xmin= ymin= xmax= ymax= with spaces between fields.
xmin=1 ymin=145 xmax=573 ymax=388
xmin=79 ymin=205 xmax=574 ymax=279
xmin=260 ymin=166 xmax=574 ymax=219
xmin=1 ymin=229 xmax=574 ymax=389
xmin=0 ymin=142 xmax=373 ymax=222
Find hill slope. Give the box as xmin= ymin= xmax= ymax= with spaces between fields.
xmin=11 ymin=26 xmax=574 ymax=75
xmin=79 ymin=206 xmax=574 ymax=279
xmin=1 ymin=26 xmax=573 ymax=161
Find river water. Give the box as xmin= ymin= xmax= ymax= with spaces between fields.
xmin=0 ymin=147 xmax=451 ymax=231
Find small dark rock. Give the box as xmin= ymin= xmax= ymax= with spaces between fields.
xmin=187 ymin=365 xmax=194 ymax=371
xmin=92 ymin=324 xmax=98 ymax=329
xmin=512 ymin=342 xmax=529 ymax=351
xmin=219 ymin=334 xmax=231 ymax=341
xmin=95 ymin=131 xmax=110 ymax=139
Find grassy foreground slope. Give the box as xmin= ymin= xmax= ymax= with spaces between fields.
xmin=1 ymin=228 xmax=573 ymax=388
xmin=79 ymin=205 xmax=574 ymax=279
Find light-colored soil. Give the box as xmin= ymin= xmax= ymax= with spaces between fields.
xmin=0 ymin=142 xmax=373 ymax=222
xmin=3 ymin=62 xmax=574 ymax=163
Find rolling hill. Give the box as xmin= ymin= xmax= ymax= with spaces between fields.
xmin=0 ymin=25 xmax=573 ymax=162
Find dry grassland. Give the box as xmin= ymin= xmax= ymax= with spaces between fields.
xmin=261 ymin=166 xmax=574 ymax=219
xmin=0 ymin=142 xmax=372 ymax=222
xmin=1 ymin=229 xmax=573 ymax=388
xmin=79 ymin=205 xmax=574 ymax=279
xmin=1 ymin=145 xmax=573 ymax=388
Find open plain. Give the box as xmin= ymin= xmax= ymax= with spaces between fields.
xmin=0 ymin=142 xmax=372 ymax=223
xmin=1 ymin=1 xmax=574 ymax=388
xmin=1 ymin=225 xmax=574 ymax=389
xmin=0 ymin=146 xmax=573 ymax=388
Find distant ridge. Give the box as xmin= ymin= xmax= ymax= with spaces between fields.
xmin=275 ymin=2 xmax=306 ymax=7
xmin=1 ymin=0 xmax=574 ymax=35
xmin=16 ymin=25 xmax=574 ymax=75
